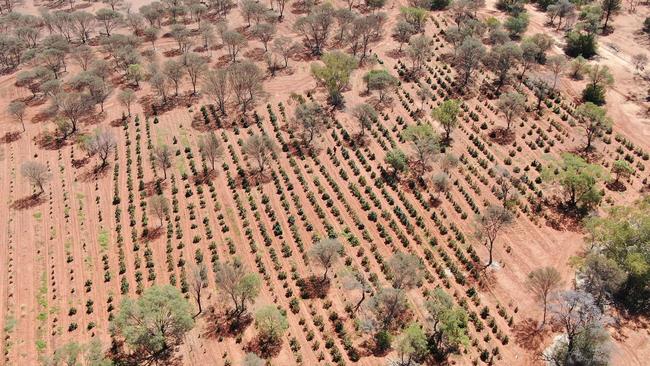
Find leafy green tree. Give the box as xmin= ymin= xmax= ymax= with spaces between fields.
xmin=363 ymin=69 xmax=398 ymax=103
xmin=111 ymin=285 xmax=194 ymax=361
xmin=385 ymin=149 xmax=409 ymax=178
xmin=575 ymin=102 xmax=612 ymax=151
xmin=432 ymin=99 xmax=461 ymax=142
xmin=601 ymin=0 xmax=621 ymax=31
xmin=543 ymin=153 xmax=606 ymax=210
xmin=504 ymin=12 xmax=529 ymax=39
xmin=610 ymin=160 xmax=634 ymax=184
xmin=311 ymin=51 xmax=358 ymax=107
xmin=565 ymin=31 xmax=597 ymax=59
xmin=400 ymin=7 xmax=428 ymax=33
xmin=215 ymin=262 xmax=261 ymax=320
xmin=401 ymin=124 xmax=440 ymax=173
xmin=395 ymin=323 xmax=428 ymax=366
xmin=406 ymin=34 xmax=433 ymax=76
xmin=583 ymin=64 xmax=614 ymax=105
xmin=254 ymin=305 xmax=289 ymax=354
xmin=585 ymin=197 xmax=650 ymax=314
xmin=426 ymin=288 xmax=469 ymax=360
xmin=526 ymin=267 xmax=563 ymax=326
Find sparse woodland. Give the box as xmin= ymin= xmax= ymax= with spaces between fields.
xmin=0 ymin=0 xmax=649 ymax=365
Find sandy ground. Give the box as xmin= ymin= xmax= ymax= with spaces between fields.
xmin=0 ymin=0 xmax=648 ymax=365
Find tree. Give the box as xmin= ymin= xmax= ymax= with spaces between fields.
xmin=547 ymin=291 xmax=610 ymax=366
xmin=243 ymin=134 xmax=277 ymax=175
xmin=388 ymin=252 xmax=422 ymax=290
xmin=367 ymin=287 xmax=410 ymax=332
xmin=431 ymin=172 xmax=450 ymax=200
xmin=242 ymin=353 xmax=265 ymax=366
xmin=426 ymin=288 xmax=470 ymax=360
xmin=406 ymin=34 xmax=432 ymax=76
xmin=334 ymin=8 xmax=355 ymax=43
xmin=198 ymin=132 xmax=223 ymax=171
xmin=400 ymin=7 xmax=428 ymax=34
xmin=497 ymin=91 xmax=526 ymax=132
xmin=84 ymin=339 xmax=113 ymax=366
xmin=474 ymin=204 xmax=513 ymax=268
xmin=45 ymin=342 xmax=82 ymax=366
xmin=222 ymin=30 xmax=247 ymax=63
xmin=385 ymin=149 xmax=409 ymax=178
xmin=251 ymin=23 xmax=276 ymax=52
xmin=454 ymin=37 xmax=486 ymax=89
xmin=504 ymin=12 xmax=529 ymax=39
xmin=548 ymin=0 xmax=575 ymax=30
xmin=228 ymin=61 xmax=264 ymax=113
xmin=215 ymin=262 xmax=261 ymax=320
xmin=543 ymin=153 xmax=605 ymax=210
xmin=21 ymin=162 xmax=50 ymax=195
xmin=126 ymin=64 xmax=145 ymax=87
xmin=579 ymin=254 xmax=626 ymax=310
xmin=95 ymin=8 xmax=122 ymax=36
xmin=401 ymin=124 xmax=439 ymax=173
xmin=494 ymin=166 xmax=518 ymax=207
xmin=71 ymin=45 xmax=95 ymax=71
xmin=311 ymin=51 xmax=358 ymax=107
xmin=393 ymin=20 xmax=416 ymax=52
xmin=151 ymin=144 xmax=173 ymax=179
xmin=309 ymin=238 xmax=342 ymax=282
xmin=163 ymin=60 xmax=184 ymax=96
xmin=610 ymin=160 xmax=633 ymax=184
xmin=54 ymin=92 xmax=92 ymax=135
xmin=272 ymin=36 xmax=301 ymax=68
xmin=117 ymin=88 xmax=136 ymax=117
xmin=395 ymin=323 xmax=427 ymax=366
xmin=143 ymin=27 xmax=159 ymax=50
xmin=85 ymin=129 xmax=116 ymax=168
xmin=352 ymin=103 xmax=377 ymax=138
xmin=601 ymin=0 xmax=621 ymax=31
xmin=531 ymin=77 xmax=550 ymax=112
xmin=149 ymin=194 xmax=170 ymax=227
xmin=254 ymin=305 xmax=289 ymax=353
xmin=565 ymin=31 xmax=597 ymax=59
xmin=202 ymin=69 xmax=229 ymax=116
xmin=432 ymin=99 xmax=461 ymax=142
xmin=440 ymin=153 xmax=459 ymax=173
xmin=584 ymin=197 xmax=650 ymax=314
xmin=293 ymin=3 xmax=335 ymax=56
xmin=190 ymin=264 xmax=208 ymax=317
xmin=548 ymin=54 xmax=568 ymax=90
xmin=630 ymin=53 xmax=648 ymax=74
xmin=341 ymin=268 xmax=372 ymax=313
xmin=111 ymin=285 xmax=194 ymax=361
xmin=575 ymin=102 xmax=612 ymax=151
xmin=294 ymin=102 xmax=328 ymax=150
xmin=363 ymin=69 xmax=398 ymax=103
xmin=526 ymin=267 xmax=562 ymax=326
xmin=484 ymin=41 xmax=522 ymax=93
xmin=583 ymin=64 xmax=614 ymax=105
xmin=185 ymin=53 xmax=207 ymax=96
xmin=149 ymin=71 xmax=169 ymax=104
xmin=8 ymin=101 xmax=26 ymax=132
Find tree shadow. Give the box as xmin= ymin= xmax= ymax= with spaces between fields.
xmin=78 ymin=164 xmax=111 ymax=182
xmin=203 ymin=306 xmax=253 ymax=339
xmin=488 ymin=127 xmax=516 ymax=145
xmin=34 ymin=132 xmax=67 ymax=150
xmin=298 ymin=276 xmax=331 ymax=299
xmin=0 ymin=132 xmax=21 ymax=144
xmin=11 ymin=194 xmax=46 ymax=210
xmin=245 ymin=336 xmax=283 ymax=359
xmin=107 ymin=338 xmax=185 ymax=366
xmin=513 ymin=318 xmax=549 ymax=352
